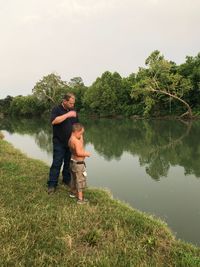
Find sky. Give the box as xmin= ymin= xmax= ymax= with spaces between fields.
xmin=0 ymin=0 xmax=200 ymax=98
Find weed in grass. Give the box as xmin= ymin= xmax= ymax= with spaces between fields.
xmin=81 ymin=229 xmax=102 ymax=247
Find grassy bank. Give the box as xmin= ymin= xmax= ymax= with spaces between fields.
xmin=0 ymin=137 xmax=200 ymax=266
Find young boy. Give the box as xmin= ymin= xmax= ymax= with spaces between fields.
xmin=68 ymin=123 xmax=91 ymax=204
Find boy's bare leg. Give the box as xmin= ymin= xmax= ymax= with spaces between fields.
xmin=77 ymin=191 xmax=83 ymax=201
xmin=77 ymin=191 xmax=88 ymax=204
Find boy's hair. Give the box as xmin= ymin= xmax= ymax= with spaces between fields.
xmin=72 ymin=123 xmax=84 ymax=132
xmin=63 ymin=92 xmax=75 ymax=101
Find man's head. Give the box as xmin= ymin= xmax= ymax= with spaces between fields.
xmin=72 ymin=123 xmax=84 ymax=139
xmin=62 ymin=93 xmax=75 ymax=110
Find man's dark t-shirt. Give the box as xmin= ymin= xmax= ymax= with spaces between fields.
xmin=51 ymin=104 xmax=78 ymax=146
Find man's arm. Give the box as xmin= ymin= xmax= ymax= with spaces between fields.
xmin=52 ymin=111 xmax=77 ymax=125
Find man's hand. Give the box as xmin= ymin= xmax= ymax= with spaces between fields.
xmin=52 ymin=110 xmax=77 ymax=125
xmin=67 ymin=110 xmax=77 ymax=118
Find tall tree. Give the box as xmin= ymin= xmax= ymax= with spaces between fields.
xmin=132 ymin=51 xmax=193 ymax=118
xmin=32 ymin=73 xmax=68 ymax=109
xmin=83 ymin=71 xmax=118 ymax=115
xmin=83 ymin=71 xmax=133 ymax=116
xmin=0 ymin=95 xmax=13 ymax=115
xmin=67 ymin=77 xmax=87 ymax=111
xmin=178 ymin=53 xmax=200 ymax=109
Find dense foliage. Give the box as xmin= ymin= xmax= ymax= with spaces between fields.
xmin=132 ymin=51 xmax=193 ymax=117
xmin=83 ymin=71 xmax=134 ymax=116
xmin=0 ymin=51 xmax=199 ymax=118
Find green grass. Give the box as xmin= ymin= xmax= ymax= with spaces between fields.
xmin=0 ymin=137 xmax=200 ymax=266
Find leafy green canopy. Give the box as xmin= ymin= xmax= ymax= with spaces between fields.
xmin=131 ymin=50 xmax=192 ymax=117
xmin=83 ymin=71 xmax=134 ymax=116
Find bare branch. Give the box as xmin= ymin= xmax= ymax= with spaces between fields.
xmin=149 ymin=88 xmax=193 ymax=118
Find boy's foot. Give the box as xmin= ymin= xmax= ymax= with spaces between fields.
xmin=69 ymin=192 xmax=76 ymax=198
xmin=77 ymin=199 xmax=89 ymax=204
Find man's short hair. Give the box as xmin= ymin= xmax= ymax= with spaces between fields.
xmin=63 ymin=92 xmax=75 ymax=101
xmin=72 ymin=123 xmax=84 ymax=132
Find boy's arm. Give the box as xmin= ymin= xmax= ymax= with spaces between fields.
xmin=74 ymin=139 xmax=90 ymax=157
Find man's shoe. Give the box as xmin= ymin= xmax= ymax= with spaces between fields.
xmin=69 ymin=192 xmax=76 ymax=198
xmin=47 ymin=187 xmax=56 ymax=194
xmin=61 ymin=182 xmax=70 ymax=188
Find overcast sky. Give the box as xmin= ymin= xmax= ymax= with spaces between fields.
xmin=0 ymin=0 xmax=199 ymax=98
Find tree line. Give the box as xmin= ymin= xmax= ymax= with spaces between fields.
xmin=0 ymin=50 xmax=200 ymax=118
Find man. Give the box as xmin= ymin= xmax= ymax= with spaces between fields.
xmin=47 ymin=93 xmax=78 ymax=193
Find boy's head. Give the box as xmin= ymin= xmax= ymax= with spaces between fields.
xmin=72 ymin=123 xmax=84 ymax=139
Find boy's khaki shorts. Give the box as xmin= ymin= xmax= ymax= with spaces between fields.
xmin=70 ymin=161 xmax=87 ymax=192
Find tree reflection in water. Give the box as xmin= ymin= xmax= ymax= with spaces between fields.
xmin=1 ymin=117 xmax=200 ymax=181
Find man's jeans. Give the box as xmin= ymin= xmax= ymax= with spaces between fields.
xmin=47 ymin=142 xmax=71 ymax=188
